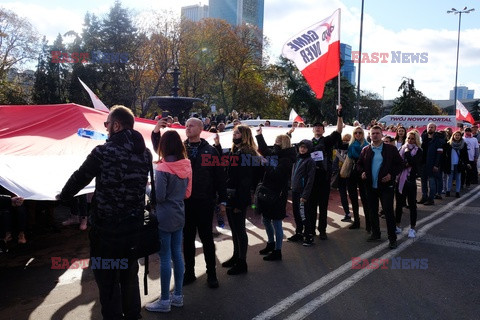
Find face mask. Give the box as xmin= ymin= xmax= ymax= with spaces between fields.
xmin=233 ymin=138 xmax=242 ymax=145
xmin=465 ymin=132 xmax=472 ymax=137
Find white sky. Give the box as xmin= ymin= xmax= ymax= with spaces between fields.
xmin=1 ymin=0 xmax=479 ymax=100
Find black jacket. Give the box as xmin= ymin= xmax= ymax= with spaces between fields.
xmin=255 ymin=134 xmax=296 ymax=219
xmin=60 ymin=129 xmax=151 ymax=225
xmin=357 ymin=143 xmax=403 ymax=189
xmin=443 ymin=142 xmax=469 ymax=174
xmin=226 ymin=147 xmax=256 ymax=209
xmin=152 ymin=131 xmax=227 ymax=203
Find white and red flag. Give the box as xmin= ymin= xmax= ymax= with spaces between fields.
xmin=282 ymin=9 xmax=341 ymax=99
xmin=78 ymin=77 xmax=110 ymax=112
xmin=289 ymin=108 xmax=304 ymax=123
xmin=456 ymin=100 xmax=475 ymax=124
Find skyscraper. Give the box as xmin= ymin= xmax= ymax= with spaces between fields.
xmin=340 ymin=43 xmax=356 ymax=86
xmin=181 ymin=4 xmax=209 ymax=22
xmin=449 ymin=86 xmax=475 ymax=100
xmin=208 ymin=0 xmax=264 ymax=31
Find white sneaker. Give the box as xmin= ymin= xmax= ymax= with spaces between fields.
xmin=170 ymin=293 xmax=184 ymax=307
xmin=395 ymin=226 xmax=402 ymax=234
xmin=408 ymin=229 xmax=416 ymax=238
xmin=62 ymin=215 xmax=79 ymax=226
xmin=146 ymin=299 xmax=171 ymax=313
xmin=79 ymin=217 xmax=88 ymax=230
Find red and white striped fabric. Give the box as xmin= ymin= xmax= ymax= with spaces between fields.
xmin=282 ymin=9 xmax=341 ymax=99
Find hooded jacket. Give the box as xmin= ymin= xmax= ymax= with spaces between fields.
xmin=155 ymin=159 xmax=192 ymax=232
xmin=291 ymin=140 xmax=316 ymax=200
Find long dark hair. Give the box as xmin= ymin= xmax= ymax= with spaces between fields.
xmin=158 ymin=130 xmax=187 ymax=161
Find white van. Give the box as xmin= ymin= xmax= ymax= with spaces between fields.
xmin=378 ymin=115 xmax=456 ymax=127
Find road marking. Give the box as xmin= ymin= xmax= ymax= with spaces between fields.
xmin=253 ymin=185 xmax=480 ymax=320
xmin=419 ymin=235 xmax=480 ymax=252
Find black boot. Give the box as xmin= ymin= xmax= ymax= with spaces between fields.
xmin=349 ymin=221 xmax=360 ymax=229
xmin=221 ymin=256 xmax=237 ymax=268
xmin=227 ymin=259 xmax=248 ymax=275
xmin=259 ymin=242 xmax=275 ymax=255
xmin=263 ymin=250 xmax=282 ymax=261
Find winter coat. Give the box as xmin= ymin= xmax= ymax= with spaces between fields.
xmin=311 ymin=131 xmax=342 ymax=177
xmin=356 ymin=143 xmax=404 ymax=189
xmin=152 ymin=132 xmax=227 ymax=203
xmin=226 ymin=147 xmax=256 ymax=209
xmin=155 ymin=159 xmax=192 ymax=232
xmin=59 ymin=129 xmax=151 ymax=225
xmin=443 ymin=142 xmax=469 ymax=174
xmin=291 ymin=140 xmax=316 ymax=200
xmin=0 ymin=195 xmax=12 ymax=210
xmin=255 ymin=134 xmax=296 ymax=219
xmin=421 ymin=131 xmax=446 ymax=176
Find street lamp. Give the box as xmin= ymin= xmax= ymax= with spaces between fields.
xmin=356 ymin=0 xmax=365 ymax=122
xmin=447 ymin=7 xmax=475 ymax=108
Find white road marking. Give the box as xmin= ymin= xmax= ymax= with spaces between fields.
xmin=420 ymin=235 xmax=480 ymax=252
xmin=254 ymin=185 xmax=480 ymax=320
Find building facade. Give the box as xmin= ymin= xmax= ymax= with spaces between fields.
xmin=181 ymin=4 xmax=209 ymax=22
xmin=340 ymin=43 xmax=356 ymax=86
xmin=208 ymin=0 xmax=264 ymax=31
xmin=450 ymin=86 xmax=475 ymax=100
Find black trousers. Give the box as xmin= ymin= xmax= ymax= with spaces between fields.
xmin=309 ymin=171 xmax=331 ymax=235
xmin=89 ymin=230 xmax=140 ymax=320
xmin=367 ymin=185 xmax=397 ymax=241
xmin=183 ymin=198 xmax=217 ymax=276
xmin=395 ymin=180 xmax=418 ymax=228
xmin=347 ymin=169 xmax=370 ymax=229
xmin=226 ymin=206 xmax=248 ymax=260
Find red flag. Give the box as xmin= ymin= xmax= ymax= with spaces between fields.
xmin=289 ymin=108 xmax=304 ymax=123
xmin=456 ymin=100 xmax=475 ymax=124
xmin=282 ymin=9 xmax=341 ymax=99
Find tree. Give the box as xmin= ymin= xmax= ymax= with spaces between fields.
xmin=470 ymin=100 xmax=480 ymax=121
xmin=391 ymin=78 xmax=444 ymax=115
xmin=0 ymin=8 xmax=39 ymax=80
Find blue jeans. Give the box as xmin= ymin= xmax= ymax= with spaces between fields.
xmin=448 ymin=168 xmax=462 ymax=193
xmin=262 ymin=217 xmax=283 ymax=250
xmin=159 ymin=229 xmax=184 ymax=300
xmin=421 ymin=170 xmax=437 ymax=201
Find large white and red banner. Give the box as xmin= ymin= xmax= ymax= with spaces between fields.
xmin=288 ymin=108 xmax=304 ymax=123
xmin=456 ymin=100 xmax=475 ymax=124
xmin=282 ymin=9 xmax=341 ymax=99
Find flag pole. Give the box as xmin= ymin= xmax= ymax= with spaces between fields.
xmin=337 ymin=9 xmax=341 ymax=106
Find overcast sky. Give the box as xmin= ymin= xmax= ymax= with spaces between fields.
xmin=1 ymin=0 xmax=479 ymax=100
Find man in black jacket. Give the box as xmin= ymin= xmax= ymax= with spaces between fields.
xmin=152 ymin=117 xmax=227 ymax=288
xmin=308 ymin=105 xmax=343 ymax=240
xmin=357 ymin=125 xmax=404 ymax=249
xmin=58 ymin=106 xmax=150 ymax=320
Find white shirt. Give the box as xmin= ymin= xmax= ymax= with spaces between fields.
xmin=463 ymin=136 xmax=479 ymax=161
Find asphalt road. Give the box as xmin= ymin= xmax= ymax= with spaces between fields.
xmin=1 ymin=183 xmax=479 ymax=320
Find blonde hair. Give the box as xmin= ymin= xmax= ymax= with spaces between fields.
xmin=404 ymin=130 xmax=421 ymax=148
xmin=349 ymin=126 xmax=367 ymax=145
xmin=275 ymin=134 xmax=291 ymax=149
xmin=449 ymin=130 xmax=463 ymax=144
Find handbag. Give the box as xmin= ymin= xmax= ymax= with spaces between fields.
xmin=254 ymin=182 xmax=279 ymax=207
xmin=340 ymin=156 xmax=354 ymax=178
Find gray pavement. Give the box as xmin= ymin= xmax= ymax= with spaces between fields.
xmin=1 ymin=182 xmax=479 ymax=320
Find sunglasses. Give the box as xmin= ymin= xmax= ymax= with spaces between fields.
xmin=354 ymin=132 xmax=363 ymax=135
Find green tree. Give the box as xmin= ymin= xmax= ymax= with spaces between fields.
xmin=391 ymin=78 xmax=444 ymax=115
xmin=470 ymin=99 xmax=480 ymax=121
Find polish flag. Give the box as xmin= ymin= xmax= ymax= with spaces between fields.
xmin=78 ymin=77 xmax=110 ymax=112
xmin=282 ymin=9 xmax=341 ymax=99
xmin=456 ymin=100 xmax=475 ymax=124
xmin=289 ymin=109 xmax=304 ymax=123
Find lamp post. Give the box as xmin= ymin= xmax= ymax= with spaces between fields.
xmin=356 ymin=0 xmax=365 ymax=122
xmin=447 ymin=7 xmax=474 ymax=108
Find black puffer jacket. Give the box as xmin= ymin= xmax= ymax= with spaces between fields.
xmin=256 ymin=134 xmax=296 ymax=219
xmin=59 ymin=129 xmax=151 ymax=224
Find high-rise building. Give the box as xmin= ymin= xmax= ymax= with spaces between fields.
xmin=181 ymin=4 xmax=209 ymax=22
xmin=449 ymin=86 xmax=475 ymax=100
xmin=208 ymin=0 xmax=264 ymax=31
xmin=340 ymin=43 xmax=356 ymax=86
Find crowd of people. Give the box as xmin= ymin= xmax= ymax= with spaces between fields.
xmin=2 ymin=104 xmax=479 ymax=319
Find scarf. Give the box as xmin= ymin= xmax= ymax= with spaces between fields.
xmin=450 ymin=139 xmax=464 ymax=151
xmin=398 ymin=144 xmax=418 ymax=194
